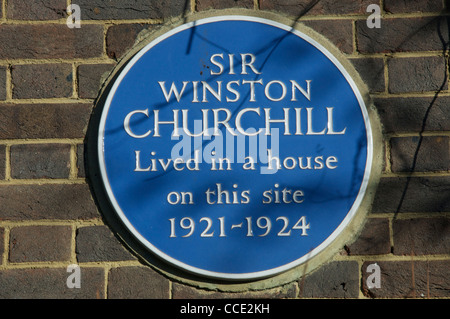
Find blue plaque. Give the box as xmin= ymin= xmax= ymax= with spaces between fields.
xmin=98 ymin=16 xmax=374 ymax=280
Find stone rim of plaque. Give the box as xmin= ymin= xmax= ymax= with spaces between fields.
xmin=94 ymin=9 xmax=383 ymax=290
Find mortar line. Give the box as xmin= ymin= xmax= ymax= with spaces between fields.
xmin=104 ymin=264 xmax=110 ymax=299
xmin=0 ymin=178 xmax=87 ymax=185
xmin=334 ymin=254 xmax=450 ymax=262
xmin=71 ymin=63 xmax=78 ymax=99
xmin=0 ymin=138 xmax=84 ymax=145
xmin=69 ymin=143 xmax=78 ymax=179
xmin=0 ymin=18 xmax=164 ymax=25
xmin=70 ymin=224 xmax=77 ymax=264
xmin=4 ymin=144 xmax=11 ymax=181
xmin=383 ymin=55 xmax=389 ymax=95
xmin=357 ymin=259 xmax=366 ymax=299
xmin=1 ymin=226 xmax=10 ymax=266
xmin=388 ymin=216 xmax=395 ymax=252
xmin=384 ymin=131 xmax=450 ymax=138
xmin=0 ymin=98 xmax=95 ymax=104
xmin=254 ymin=0 xmax=259 ymax=10
xmin=370 ymin=212 xmax=450 ymax=219
xmin=102 ymin=24 xmax=109 ymax=59
xmin=381 ymin=171 xmax=450 ymax=177
xmin=0 ymin=58 xmax=116 ymax=65
xmin=383 ymin=137 xmax=392 ymax=173
xmin=5 ymin=64 xmax=12 ymax=101
xmin=370 ymin=90 xmax=450 ymax=98
xmin=349 ymin=51 xmax=446 ymax=59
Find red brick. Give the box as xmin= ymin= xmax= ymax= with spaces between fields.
xmin=0 ymin=184 xmax=99 ymax=220
xmin=76 ymin=226 xmax=136 ymax=262
xmin=302 ymin=19 xmax=353 ymax=54
xmin=0 ymin=103 xmax=92 ymax=139
xmin=346 ymin=218 xmax=391 ymax=255
xmin=107 ymin=266 xmax=170 ymax=299
xmin=0 ymin=145 xmax=5 ymax=180
xmin=349 ymin=58 xmax=385 ymax=93
xmin=7 ymin=0 xmax=67 ymax=20
xmin=300 ymin=261 xmax=359 ymax=298
xmin=106 ymin=24 xmax=154 ymax=60
xmin=10 ymin=144 xmax=71 ymax=179
xmin=0 ymin=267 xmax=105 ymax=298
xmin=374 ymin=96 xmax=450 ymax=134
xmin=12 ymin=64 xmax=73 ymax=99
xmin=197 ymin=0 xmax=254 ymax=10
xmin=0 ymin=66 xmax=6 ymax=100
xmin=393 ymin=218 xmax=450 ymax=255
xmin=9 ymin=225 xmax=72 ymax=263
xmin=0 ymin=24 xmax=103 ymax=59
xmin=260 ymin=0 xmax=375 ymax=16
xmin=384 ymin=0 xmax=444 ymax=13
xmin=77 ymin=64 xmax=115 ymax=99
xmin=390 ymin=136 xmax=450 ymax=173
xmin=372 ymin=176 xmax=450 ymax=214
xmin=356 ymin=16 xmax=448 ymax=53
xmin=362 ymin=260 xmax=450 ymax=298
xmin=388 ymin=56 xmax=447 ymax=93
xmin=77 ymin=0 xmax=187 ymax=20
xmin=0 ymin=228 xmax=4 ymax=265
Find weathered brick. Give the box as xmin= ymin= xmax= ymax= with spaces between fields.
xmin=12 ymin=64 xmax=73 ymax=99
xmin=299 ymin=261 xmax=359 ymax=298
xmin=77 ymin=0 xmax=187 ymax=20
xmin=362 ymin=260 xmax=450 ymax=298
xmin=349 ymin=57 xmax=385 ymax=93
xmin=388 ymin=56 xmax=447 ymax=93
xmin=0 ymin=103 xmax=92 ymax=139
xmin=346 ymin=218 xmax=391 ymax=255
xmin=77 ymin=64 xmax=115 ymax=99
xmin=0 ymin=184 xmax=99 ymax=220
xmin=393 ymin=218 xmax=450 ymax=255
xmin=0 ymin=24 xmax=104 ymax=59
xmin=10 ymin=144 xmax=71 ymax=179
xmin=302 ymin=19 xmax=353 ymax=54
xmin=260 ymin=0 xmax=375 ymax=16
xmin=9 ymin=225 xmax=72 ymax=263
xmin=384 ymin=0 xmax=444 ymax=13
xmin=356 ymin=16 xmax=449 ymax=53
xmin=7 ymin=0 xmax=67 ymax=20
xmin=0 ymin=267 xmax=105 ymax=298
xmin=197 ymin=0 xmax=254 ymax=10
xmin=0 ymin=66 xmax=6 ymax=100
xmin=0 ymin=228 xmax=4 ymax=265
xmin=390 ymin=136 xmax=450 ymax=173
xmin=106 ymin=24 xmax=154 ymax=60
xmin=0 ymin=145 xmax=5 ymax=180
xmin=172 ymin=282 xmax=297 ymax=298
xmin=77 ymin=144 xmax=85 ymax=178
xmin=372 ymin=176 xmax=450 ymax=214
xmin=76 ymin=226 xmax=136 ymax=262
xmin=374 ymin=96 xmax=450 ymax=133
xmin=108 ymin=266 xmax=170 ymax=299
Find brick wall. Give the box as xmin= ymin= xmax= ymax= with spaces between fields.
xmin=0 ymin=0 xmax=448 ymax=299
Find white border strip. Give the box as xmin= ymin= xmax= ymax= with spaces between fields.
xmin=97 ymin=15 xmax=373 ymax=280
